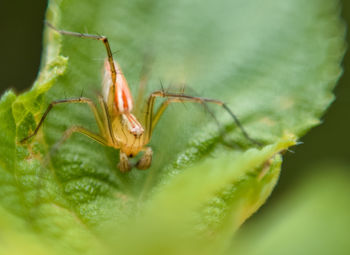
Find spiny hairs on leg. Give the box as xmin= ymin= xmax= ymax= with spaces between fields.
xmin=147 ymin=88 xmax=262 ymax=147
xmin=221 ymin=103 xmax=262 ymax=147
xmin=45 ymin=21 xmax=117 ymax=86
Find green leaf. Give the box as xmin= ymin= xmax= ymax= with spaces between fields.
xmin=0 ymin=0 xmax=345 ymax=254
xmin=233 ymin=164 xmax=350 ymax=255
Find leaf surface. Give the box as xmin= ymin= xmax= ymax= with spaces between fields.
xmin=0 ymin=0 xmax=345 ymax=254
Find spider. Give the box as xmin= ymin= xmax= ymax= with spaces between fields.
xmin=21 ymin=23 xmax=260 ymax=172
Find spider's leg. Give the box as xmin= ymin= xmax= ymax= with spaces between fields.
xmin=46 ymin=22 xmax=117 ymax=93
xmin=51 ymin=125 xmax=109 ymax=154
xmin=97 ymin=95 xmax=119 ymax=146
xmin=20 ymin=97 xmax=106 ymax=143
xmin=143 ymin=90 xmax=261 ymax=146
xmin=44 ymin=126 xmax=109 ymax=178
xmin=134 ymin=54 xmax=154 ymax=117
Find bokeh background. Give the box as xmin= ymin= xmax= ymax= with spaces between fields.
xmin=0 ymin=0 xmax=349 ymax=252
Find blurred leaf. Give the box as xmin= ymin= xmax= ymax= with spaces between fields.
xmin=233 ymin=164 xmax=350 ymax=255
xmin=0 ymin=0 xmax=345 ymax=254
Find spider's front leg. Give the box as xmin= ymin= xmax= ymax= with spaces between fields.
xmin=143 ymin=90 xmax=261 ymax=147
xmin=20 ymin=97 xmax=107 ymax=143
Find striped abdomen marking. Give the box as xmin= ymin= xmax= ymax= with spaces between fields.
xmin=103 ymin=59 xmax=133 ymax=113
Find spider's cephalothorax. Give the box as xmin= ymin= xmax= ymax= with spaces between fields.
xmin=20 ymin=23 xmax=260 ymax=172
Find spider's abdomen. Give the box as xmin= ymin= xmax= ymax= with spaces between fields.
xmin=102 ymin=59 xmax=133 ymax=113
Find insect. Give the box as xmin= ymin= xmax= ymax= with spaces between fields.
xmin=21 ymin=23 xmax=260 ymax=172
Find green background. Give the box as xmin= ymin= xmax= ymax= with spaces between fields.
xmin=0 ymin=0 xmax=349 ymax=250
